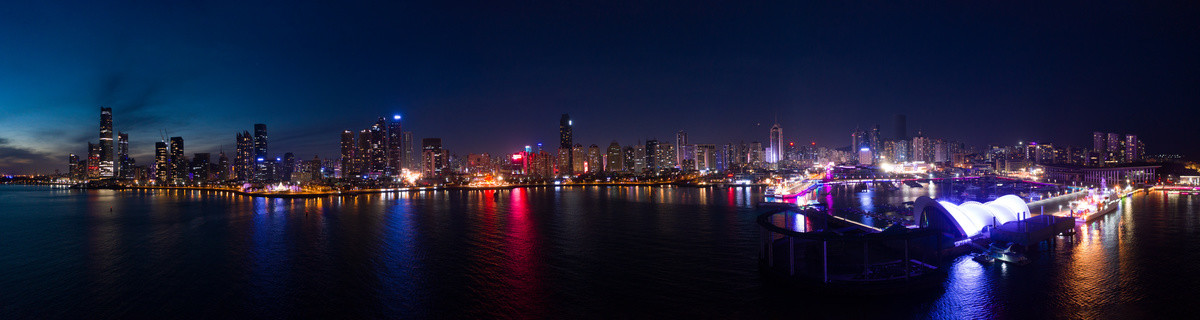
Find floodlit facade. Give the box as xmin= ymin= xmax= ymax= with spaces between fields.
xmin=915 ymin=195 xmax=1030 ymax=239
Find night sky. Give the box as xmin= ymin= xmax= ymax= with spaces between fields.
xmin=2 ymin=1 xmax=1198 ymax=174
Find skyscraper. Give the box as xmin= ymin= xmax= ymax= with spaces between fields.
xmin=98 ymin=107 xmax=114 ymax=177
xmin=117 ymin=132 xmax=131 ymax=179
xmin=386 ymin=115 xmax=403 ymax=176
xmin=1106 ymin=132 xmax=1122 ymax=163
xmin=340 ymin=130 xmax=357 ymax=178
xmin=768 ymin=122 xmax=782 ymax=168
xmin=86 ymin=142 xmax=100 ymax=179
xmin=422 ymin=138 xmax=445 ymax=175
xmin=645 ymin=139 xmax=658 ymax=172
xmin=235 ymin=131 xmax=253 ymax=180
xmin=675 ymin=130 xmax=688 ymax=169
xmin=154 ymin=141 xmax=168 ymax=184
xmin=606 ymin=141 xmax=623 ymax=172
xmin=559 ymin=114 xmax=573 ymax=170
xmin=1125 ymin=134 xmax=1141 ymax=163
xmin=253 ymin=124 xmax=268 ymax=180
xmin=169 ymin=137 xmax=185 ymax=183
xmin=402 ymin=131 xmax=416 ymax=172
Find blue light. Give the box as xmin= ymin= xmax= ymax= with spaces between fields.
xmin=393 ymin=115 xmax=401 ymax=120
xmin=859 ymin=147 xmax=870 ymax=151
xmin=257 ymin=158 xmax=264 ymax=162
xmin=276 ymin=157 xmax=282 ymax=161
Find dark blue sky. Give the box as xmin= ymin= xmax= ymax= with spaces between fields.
xmin=2 ymin=1 xmax=1198 ymax=174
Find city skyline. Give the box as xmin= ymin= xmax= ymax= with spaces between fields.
xmin=3 ymin=1 xmax=1200 ymax=174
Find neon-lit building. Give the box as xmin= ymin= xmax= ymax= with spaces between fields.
xmin=915 ymin=195 xmax=1030 ymax=240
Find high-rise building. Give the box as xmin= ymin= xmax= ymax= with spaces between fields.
xmin=645 ymin=140 xmax=658 ymax=172
xmin=912 ymin=131 xmax=929 ymax=163
xmin=695 ymin=144 xmax=716 ymax=171
xmin=675 ymin=130 xmax=688 ymax=169
xmin=253 ymin=124 xmax=269 ymax=180
xmin=340 ymin=130 xmax=357 ymax=178
xmin=1125 ymin=134 xmax=1141 ymax=163
xmin=1106 ymin=133 xmax=1122 ymax=163
xmin=657 ymin=143 xmax=675 ymax=170
xmin=68 ymin=154 xmax=80 ymax=181
xmin=1092 ymin=132 xmax=1105 ymax=157
xmin=98 ymin=107 xmax=114 ymax=177
xmin=768 ymin=122 xmax=782 ymax=167
xmin=386 ymin=115 xmax=403 ymax=176
xmin=281 ymin=152 xmax=295 ymax=181
xmin=117 ymin=132 xmax=131 ymax=179
xmin=154 ymin=141 xmax=168 ymax=184
xmin=632 ymin=144 xmax=647 ymax=173
xmin=190 ymin=153 xmax=210 ymax=182
xmin=586 ymin=144 xmax=602 ymax=173
xmin=169 ymin=137 xmax=185 ymax=183
xmin=869 ymin=125 xmax=881 ymax=163
xmin=362 ymin=118 xmax=387 ymax=177
xmin=606 ymin=141 xmax=623 ymax=172
xmin=402 ymin=131 xmax=417 ymax=172
xmin=678 ymin=144 xmax=696 ymax=170
xmin=235 ymin=131 xmax=253 ymax=180
xmin=559 ymin=114 xmax=573 ymax=170
xmin=216 ymin=152 xmax=230 ymax=181
xmin=422 ymin=138 xmax=445 ymax=176
xmin=86 ymin=143 xmax=100 ymax=179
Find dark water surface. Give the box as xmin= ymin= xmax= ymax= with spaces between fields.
xmin=2 ymin=185 xmax=1198 ymax=319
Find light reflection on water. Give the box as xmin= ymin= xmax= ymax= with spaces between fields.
xmin=1 ymin=186 xmax=1198 ymax=318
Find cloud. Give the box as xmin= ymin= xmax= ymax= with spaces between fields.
xmin=0 ymin=137 xmax=60 ymax=174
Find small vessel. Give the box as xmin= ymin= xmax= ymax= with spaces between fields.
xmin=986 ymin=242 xmax=1030 ymax=265
xmin=971 ymin=252 xmax=995 ymax=264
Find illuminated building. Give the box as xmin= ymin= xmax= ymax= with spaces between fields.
xmin=556 ymin=148 xmax=571 ymax=176
xmin=154 ymin=141 xmax=168 ymax=184
xmin=281 ymin=152 xmax=295 ymax=181
xmin=190 ymin=153 xmax=210 ymax=182
xmin=1106 ymin=132 xmax=1122 ymax=164
xmin=632 ymin=143 xmax=647 ymax=173
xmin=1124 ymin=134 xmax=1141 ymax=163
xmin=606 ymin=141 xmax=623 ymax=172
xmin=1043 ymin=165 xmax=1158 ymax=187
xmin=675 ymin=130 xmax=688 ymax=169
xmin=1092 ymin=132 xmax=1106 ymax=161
xmin=98 ymin=107 xmax=114 ymax=178
xmin=768 ymin=122 xmax=782 ymax=168
xmin=340 ymin=130 xmax=357 ymax=178
xmin=253 ymin=124 xmax=268 ymax=180
xmin=467 ymin=153 xmax=492 ymax=175
xmin=67 ymin=154 xmax=80 ymax=181
xmin=387 ymin=115 xmax=403 ymax=176
xmin=912 ymin=131 xmax=929 ymax=163
xmin=657 ymin=143 xmax=675 ymax=170
xmin=747 ymin=141 xmax=763 ymax=168
xmin=695 ymin=144 xmax=716 ymax=171
xmin=587 ymin=144 xmax=601 ymax=173
xmin=678 ymin=144 xmax=695 ymax=170
xmin=644 ymin=139 xmax=658 ymax=172
xmin=235 ymin=131 xmax=253 ymax=180
xmin=572 ymin=143 xmax=585 ymax=174
xmin=216 ymin=152 xmax=230 ymax=181
xmin=402 ymin=131 xmax=417 ymax=172
xmin=422 ymin=138 xmax=445 ymax=176
xmin=117 ymin=132 xmax=131 ymax=179
xmin=560 ymin=114 xmax=573 ymax=169
xmin=86 ymin=142 xmax=99 ymax=179
xmin=169 ymin=137 xmax=185 ymax=183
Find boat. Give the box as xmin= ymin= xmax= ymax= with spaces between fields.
xmin=971 ymin=252 xmax=994 ymax=264
xmin=986 ymin=242 xmax=1030 ymax=265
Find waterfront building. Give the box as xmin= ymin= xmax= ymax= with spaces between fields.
xmin=253 ymin=124 xmax=269 ymax=180
xmin=912 ymin=131 xmax=930 ymax=163
xmin=556 ymin=148 xmax=571 ymax=176
xmin=117 ymin=132 xmax=131 ymax=179
xmin=606 ymin=141 xmax=623 ymax=172
xmin=169 ymin=137 xmax=185 ymax=183
xmin=98 ymin=107 xmax=114 ymax=178
xmin=695 ymin=144 xmax=716 ymax=171
xmin=154 ymin=141 xmax=168 ymax=184
xmin=560 ymin=114 xmax=573 ymax=169
xmin=572 ymin=143 xmax=586 ymax=174
xmin=657 ymin=143 xmax=675 ymax=171
xmin=645 ymin=140 xmax=658 ymax=172
xmin=421 ymin=138 xmax=445 ymax=176
xmin=768 ymin=122 xmax=782 ymax=168
xmin=68 ymin=154 xmax=81 ymax=181
xmin=587 ymin=144 xmax=602 ymax=173
xmin=235 ymin=131 xmax=253 ymax=180
xmin=1043 ymin=165 xmax=1159 ymax=187
xmin=747 ymin=142 xmax=763 ymax=168
xmin=216 ymin=152 xmax=230 ymax=181
xmin=1124 ymin=134 xmax=1141 ymax=163
xmin=86 ymin=142 xmax=100 ymax=179
xmin=281 ymin=152 xmax=295 ymax=181
xmin=402 ymin=131 xmax=417 ymax=172
xmin=675 ymin=130 xmax=688 ymax=169
xmin=386 ymin=115 xmax=403 ymax=176
xmin=632 ymin=144 xmax=647 ymax=173
xmin=340 ymin=130 xmax=357 ymax=178
xmin=1106 ymin=132 xmax=1122 ymax=164
xmin=678 ymin=144 xmax=696 ymax=171
xmin=1092 ymin=131 xmax=1106 ymax=161
xmin=190 ymin=153 xmax=210 ymax=182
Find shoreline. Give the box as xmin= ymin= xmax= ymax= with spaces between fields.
xmin=113 ymin=183 xmax=766 ymax=198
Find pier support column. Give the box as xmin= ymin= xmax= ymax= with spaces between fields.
xmin=768 ymin=232 xmax=774 ymax=267
xmin=789 ymin=237 xmax=795 ymax=276
xmin=823 ymin=241 xmax=828 ymax=283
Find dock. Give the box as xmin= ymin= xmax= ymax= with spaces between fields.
xmin=990 ymin=215 xmax=1075 ymax=246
